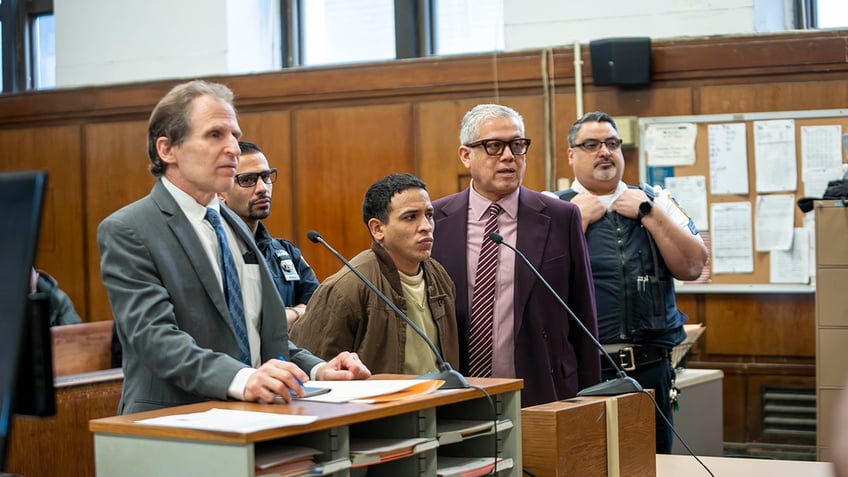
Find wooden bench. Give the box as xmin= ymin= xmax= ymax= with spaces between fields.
xmin=50 ymin=319 xmax=115 ymax=377
xmin=6 ymin=320 xmax=122 ymax=477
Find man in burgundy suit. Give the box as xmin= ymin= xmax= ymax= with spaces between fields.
xmin=431 ymin=104 xmax=601 ymax=407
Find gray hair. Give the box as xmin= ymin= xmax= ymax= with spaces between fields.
xmin=459 ymin=104 xmax=525 ymax=145
xmin=147 ymin=80 xmax=236 ymax=177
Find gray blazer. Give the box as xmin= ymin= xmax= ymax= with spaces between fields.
xmin=98 ymin=179 xmax=323 ymax=414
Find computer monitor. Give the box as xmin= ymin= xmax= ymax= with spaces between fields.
xmin=0 ymin=170 xmax=49 ymax=469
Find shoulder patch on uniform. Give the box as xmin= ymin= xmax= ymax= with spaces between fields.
xmin=687 ymin=218 xmax=699 ymax=235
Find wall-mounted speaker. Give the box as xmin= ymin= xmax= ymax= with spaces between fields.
xmin=589 ymin=37 xmax=652 ymax=86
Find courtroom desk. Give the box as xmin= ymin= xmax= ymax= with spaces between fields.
xmin=656 ymin=454 xmax=833 ymax=476
xmin=6 ymin=368 xmax=123 ymax=477
xmin=671 ymin=368 xmax=724 ymax=456
xmin=89 ymin=376 xmax=522 ymax=477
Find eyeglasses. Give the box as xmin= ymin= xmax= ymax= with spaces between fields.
xmin=235 ymin=168 xmax=278 ymax=188
xmin=465 ymin=137 xmax=531 ymax=156
xmin=571 ymin=138 xmax=623 ymax=153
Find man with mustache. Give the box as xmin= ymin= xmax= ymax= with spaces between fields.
xmin=431 ymin=104 xmax=601 ymax=408
xmin=291 ymin=173 xmax=459 ymax=375
xmin=219 ymin=141 xmax=319 ymax=328
xmin=555 ymin=111 xmax=708 ymax=453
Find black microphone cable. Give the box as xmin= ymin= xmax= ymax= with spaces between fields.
xmin=488 ymin=232 xmax=715 ymax=477
xmin=306 ymin=230 xmax=468 ymax=389
xmin=306 ymin=230 xmax=513 ymax=473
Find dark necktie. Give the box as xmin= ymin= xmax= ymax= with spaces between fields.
xmin=205 ymin=208 xmax=251 ymax=365
xmin=468 ymin=202 xmax=502 ymax=377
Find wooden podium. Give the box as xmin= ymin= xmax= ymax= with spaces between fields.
xmin=89 ymin=376 xmax=522 ymax=477
xmin=522 ymin=392 xmax=655 ymax=477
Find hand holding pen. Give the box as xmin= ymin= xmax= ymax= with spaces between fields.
xmin=243 ymin=354 xmax=310 ymax=403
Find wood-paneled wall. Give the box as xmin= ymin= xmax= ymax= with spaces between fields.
xmin=2 ymin=29 xmax=844 ymax=448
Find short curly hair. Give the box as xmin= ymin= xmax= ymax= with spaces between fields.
xmin=362 ymin=173 xmax=428 ymax=225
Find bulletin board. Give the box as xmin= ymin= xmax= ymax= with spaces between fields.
xmin=638 ymin=109 xmax=848 ymax=293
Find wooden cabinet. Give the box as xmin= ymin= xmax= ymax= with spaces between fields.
xmin=815 ymin=202 xmax=848 ymax=460
xmin=89 ymin=377 xmax=522 ymax=477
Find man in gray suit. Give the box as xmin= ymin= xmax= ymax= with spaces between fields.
xmin=98 ymin=80 xmax=370 ymax=415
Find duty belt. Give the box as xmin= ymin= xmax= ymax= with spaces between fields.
xmin=601 ymin=344 xmax=669 ymax=372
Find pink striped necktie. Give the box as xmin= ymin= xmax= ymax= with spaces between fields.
xmin=468 ymin=202 xmax=502 ymax=377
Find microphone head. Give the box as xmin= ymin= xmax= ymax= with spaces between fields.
xmin=488 ymin=231 xmax=504 ymax=244
xmin=306 ymin=230 xmax=322 ymax=243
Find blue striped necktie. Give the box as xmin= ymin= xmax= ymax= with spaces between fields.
xmin=204 ymin=208 xmax=251 ymax=365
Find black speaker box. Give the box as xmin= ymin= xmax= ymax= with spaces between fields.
xmin=589 ymin=37 xmax=651 ymax=86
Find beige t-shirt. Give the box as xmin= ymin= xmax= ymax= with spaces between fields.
xmin=399 ymin=269 xmax=440 ymax=374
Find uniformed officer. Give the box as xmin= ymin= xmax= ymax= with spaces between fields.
xmin=219 ymin=141 xmax=319 ymax=327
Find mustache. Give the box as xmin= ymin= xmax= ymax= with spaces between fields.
xmin=249 ymin=194 xmax=271 ymax=205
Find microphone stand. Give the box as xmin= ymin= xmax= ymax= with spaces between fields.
xmin=307 ymin=230 xmax=469 ymax=389
xmin=488 ymin=232 xmax=641 ymax=396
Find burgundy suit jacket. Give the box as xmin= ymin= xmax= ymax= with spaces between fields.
xmin=431 ymin=186 xmax=601 ymax=407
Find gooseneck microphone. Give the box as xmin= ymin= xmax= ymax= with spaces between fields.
xmin=307 ymin=230 xmax=469 ymax=389
xmin=490 ymin=232 xmax=715 ymax=476
xmin=487 ymin=232 xmax=641 ymax=396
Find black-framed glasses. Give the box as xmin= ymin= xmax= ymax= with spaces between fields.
xmin=571 ymin=138 xmax=623 ymax=153
xmin=235 ymin=168 xmax=278 ymax=188
xmin=465 ymin=137 xmax=531 ymax=156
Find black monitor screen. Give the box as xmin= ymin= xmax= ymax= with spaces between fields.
xmin=0 ymin=170 xmax=49 ymax=467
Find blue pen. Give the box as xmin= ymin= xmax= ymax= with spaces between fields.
xmin=276 ymin=357 xmax=332 ymax=399
xmin=277 ymin=355 xmax=305 ymax=387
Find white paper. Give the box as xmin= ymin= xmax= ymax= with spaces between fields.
xmin=708 ymin=123 xmax=749 ymax=195
xmin=710 ymin=202 xmax=754 ymax=274
xmin=136 ymin=408 xmax=317 ymax=433
xmin=801 ymin=125 xmax=843 ymax=177
xmin=803 ymin=167 xmax=844 ymax=197
xmin=664 ymin=175 xmax=709 ymax=231
xmin=803 ymin=212 xmax=816 ymax=279
xmin=644 ymin=123 xmax=697 ymax=166
xmin=754 ymin=194 xmax=795 ymax=251
xmin=770 ymin=228 xmax=810 ymax=284
xmin=753 ymin=120 xmax=797 ymax=193
xmin=296 ymin=379 xmax=437 ymax=403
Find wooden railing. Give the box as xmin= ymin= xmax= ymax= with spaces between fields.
xmin=5 ymin=321 xmax=122 ymax=477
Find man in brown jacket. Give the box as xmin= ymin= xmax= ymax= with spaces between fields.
xmin=290 ymin=173 xmax=459 ymax=375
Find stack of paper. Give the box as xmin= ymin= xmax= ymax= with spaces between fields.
xmin=436 ymin=456 xmax=514 ymax=477
xmin=435 ymin=419 xmax=513 ymax=445
xmin=671 ymin=323 xmax=706 ymax=368
xmin=299 ymin=379 xmax=444 ymax=403
xmin=349 ymin=436 xmax=438 ymax=468
xmin=305 ymin=457 xmax=351 ymax=476
xmin=255 ymin=445 xmax=320 ymax=477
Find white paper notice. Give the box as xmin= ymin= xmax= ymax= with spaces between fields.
xmin=644 ymin=123 xmax=697 ymax=166
xmin=753 ymin=120 xmax=797 ymax=193
xmin=708 ymin=123 xmax=749 ymax=195
xmin=754 ymin=194 xmax=795 ymax=251
xmin=803 ymin=212 xmax=816 ymax=279
xmin=803 ymin=167 xmax=844 ymax=197
xmin=665 ymin=175 xmax=709 ymax=231
xmin=770 ymin=228 xmax=811 ymax=284
xmin=711 ymin=201 xmax=753 ymax=274
xmin=802 ymin=125 xmax=843 ymax=179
